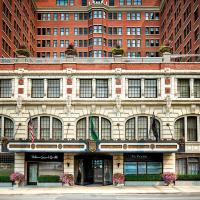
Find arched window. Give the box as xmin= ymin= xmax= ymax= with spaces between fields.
xmin=76 ymin=116 xmax=111 ymax=140
xmin=77 ymin=118 xmax=86 ymax=140
xmin=125 ymin=116 xmax=160 ymax=140
xmin=125 ymin=118 xmax=135 ymax=140
xmin=175 ymin=116 xmax=198 ymax=141
xmin=0 ymin=116 xmax=14 ymax=139
xmin=28 ymin=116 xmax=62 ymax=140
xmin=174 ymin=118 xmax=184 ymax=140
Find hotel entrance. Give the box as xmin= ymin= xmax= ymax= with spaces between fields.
xmin=74 ymin=154 xmax=113 ymax=185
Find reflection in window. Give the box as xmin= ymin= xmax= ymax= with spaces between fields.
xmin=174 ymin=118 xmax=184 ymax=140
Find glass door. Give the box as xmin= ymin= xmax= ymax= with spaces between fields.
xmin=103 ymin=159 xmax=113 ymax=185
xmin=28 ymin=163 xmax=38 ymax=185
xmin=93 ymin=160 xmax=103 ymax=184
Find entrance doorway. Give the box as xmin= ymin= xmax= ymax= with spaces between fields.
xmin=27 ymin=163 xmax=38 ymax=185
xmin=74 ymin=154 xmax=113 ymax=185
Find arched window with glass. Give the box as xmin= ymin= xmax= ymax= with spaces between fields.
xmin=125 ymin=116 xmax=160 ymax=141
xmin=0 ymin=116 xmax=14 ymax=139
xmin=28 ymin=116 xmax=62 ymax=140
xmin=174 ymin=116 xmax=198 ymax=142
xmin=76 ymin=116 xmax=111 ymax=140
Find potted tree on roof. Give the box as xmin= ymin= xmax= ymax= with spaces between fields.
xmin=65 ymin=42 xmax=77 ymax=58
xmin=159 ymin=40 xmax=172 ymax=56
xmin=112 ymin=44 xmax=125 ymax=57
xmin=15 ymin=45 xmax=31 ymax=58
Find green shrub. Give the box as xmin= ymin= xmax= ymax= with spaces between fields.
xmin=15 ymin=49 xmax=31 ymax=57
xmin=177 ymin=174 xmax=200 ymax=180
xmin=159 ymin=45 xmax=172 ymax=55
xmin=37 ymin=175 xmax=60 ymax=183
xmin=0 ymin=175 xmax=10 ymax=182
xmin=112 ymin=48 xmax=124 ymax=56
xmin=125 ymin=174 xmax=162 ymax=181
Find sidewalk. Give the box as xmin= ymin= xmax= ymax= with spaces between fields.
xmin=0 ymin=185 xmax=200 ymax=194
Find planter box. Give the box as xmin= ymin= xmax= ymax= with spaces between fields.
xmin=175 ymin=181 xmax=200 ymax=186
xmin=0 ymin=182 xmax=12 ymax=187
xmin=37 ymin=182 xmax=62 ymax=187
xmin=125 ymin=181 xmax=164 ymax=186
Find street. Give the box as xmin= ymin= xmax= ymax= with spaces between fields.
xmin=0 ymin=194 xmax=200 ymax=200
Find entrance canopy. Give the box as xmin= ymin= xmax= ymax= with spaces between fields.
xmin=7 ymin=139 xmax=182 ymax=153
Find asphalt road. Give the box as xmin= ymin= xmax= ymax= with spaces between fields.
xmin=0 ymin=194 xmax=200 ymax=200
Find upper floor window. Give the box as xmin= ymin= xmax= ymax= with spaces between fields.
xmin=0 ymin=116 xmax=14 ymax=139
xmin=128 ymin=79 xmax=157 ymax=98
xmin=31 ymin=79 xmax=60 ymax=98
xmin=56 ymin=0 xmax=68 ymax=6
xmin=175 ymin=116 xmax=198 ymax=141
xmin=28 ymin=116 xmax=62 ymax=140
xmin=0 ymin=79 xmax=12 ymax=98
xmin=76 ymin=116 xmax=111 ymax=140
xmin=145 ymin=12 xmax=159 ymax=20
xmin=125 ymin=116 xmax=160 ymax=140
xmin=177 ymin=79 xmax=190 ymax=98
xmin=127 ymin=12 xmax=141 ymax=20
xmin=134 ymin=0 xmax=142 ymax=5
xmin=79 ymin=79 xmax=109 ymax=98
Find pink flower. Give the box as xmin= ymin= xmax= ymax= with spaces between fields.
xmin=113 ymin=173 xmax=125 ymax=184
xmin=60 ymin=173 xmax=74 ymax=186
xmin=10 ymin=172 xmax=25 ymax=183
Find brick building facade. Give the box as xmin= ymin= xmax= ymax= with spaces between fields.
xmin=1 ymin=0 xmax=200 ymax=58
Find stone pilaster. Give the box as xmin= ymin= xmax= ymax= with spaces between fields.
xmin=14 ymin=153 xmax=25 ymax=174
xmin=113 ymin=154 xmax=123 ymax=174
xmin=163 ymin=153 xmax=175 ymax=173
xmin=64 ymin=153 xmax=74 ymax=175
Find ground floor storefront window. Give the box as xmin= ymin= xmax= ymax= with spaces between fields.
xmin=0 ymin=153 xmax=14 ymax=176
xmin=25 ymin=153 xmax=63 ymax=185
xmin=124 ymin=153 xmax=163 ymax=180
xmin=176 ymin=154 xmax=200 ymax=175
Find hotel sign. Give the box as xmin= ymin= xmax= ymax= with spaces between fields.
xmin=25 ymin=153 xmax=63 ymax=162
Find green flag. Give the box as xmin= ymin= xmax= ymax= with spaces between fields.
xmin=90 ymin=116 xmax=98 ymax=141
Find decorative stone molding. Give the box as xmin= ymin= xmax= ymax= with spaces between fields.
xmin=115 ymin=68 xmax=122 ymax=79
xmin=16 ymin=95 xmax=23 ymax=114
xmin=90 ymin=105 xmax=96 ymax=114
xmin=140 ymin=104 xmax=146 ymax=113
xmin=165 ymin=95 xmax=172 ymax=114
xmin=65 ymin=95 xmax=72 ymax=114
xmin=191 ymin=104 xmax=197 ymax=113
xmin=115 ymin=95 xmax=122 ymax=113
xmin=41 ymin=105 xmax=47 ymax=113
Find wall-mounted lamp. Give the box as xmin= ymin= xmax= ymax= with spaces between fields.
xmin=67 ymin=162 xmax=70 ymax=167
xmin=117 ymin=162 xmax=120 ymax=168
xmin=116 ymin=123 xmax=120 ymax=127
xmin=67 ymin=123 xmax=71 ymax=127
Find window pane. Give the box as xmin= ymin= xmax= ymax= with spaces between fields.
xmin=101 ymin=118 xmax=111 ymax=140
xmin=175 ymin=118 xmax=184 ymax=140
xmin=188 ymin=158 xmax=199 ymax=175
xmin=176 ymin=159 xmax=186 ymax=175
xmin=40 ymin=117 xmax=50 ymax=140
xmin=80 ymin=79 xmax=92 ymax=98
xmin=138 ymin=162 xmax=146 ymax=174
xmin=96 ymin=79 xmax=108 ymax=98
xmin=0 ymin=117 xmax=1 ymax=137
xmin=144 ymin=79 xmax=157 ymax=98
xmin=32 ymin=79 xmax=44 ymax=98
xmin=89 ymin=116 xmax=99 ymax=140
xmin=28 ymin=118 xmax=38 ymax=140
xmin=128 ymin=79 xmax=141 ymax=98
xmin=125 ymin=118 xmax=135 ymax=140
xmin=194 ymin=79 xmax=200 ymax=98
xmin=52 ymin=118 xmax=62 ymax=140
xmin=187 ymin=117 xmax=197 ymax=141
xmin=147 ymin=162 xmax=162 ymax=174
xmin=138 ymin=117 xmax=148 ymax=140
xmin=77 ymin=118 xmax=86 ymax=140
xmin=47 ymin=79 xmax=60 ymax=98
xmin=0 ymin=80 xmax=12 ymax=98
xmin=4 ymin=118 xmax=14 ymax=139
xmin=124 ymin=162 xmax=137 ymax=175
xmin=177 ymin=79 xmax=190 ymax=98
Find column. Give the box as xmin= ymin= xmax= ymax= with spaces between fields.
xmin=113 ymin=154 xmax=123 ymax=174
xmin=163 ymin=153 xmax=176 ymax=173
xmin=14 ymin=153 xmax=25 ymax=174
xmin=64 ymin=153 xmax=74 ymax=175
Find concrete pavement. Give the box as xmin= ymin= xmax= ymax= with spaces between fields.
xmin=0 ymin=185 xmax=200 ymax=195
